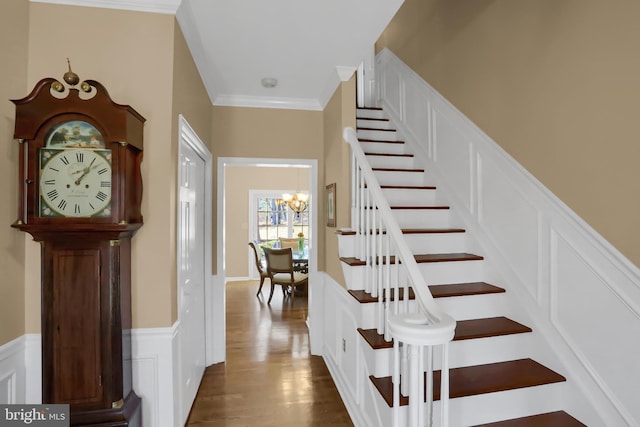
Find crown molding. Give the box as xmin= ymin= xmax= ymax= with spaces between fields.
xmin=212 ymin=94 xmax=323 ymax=111
xmin=30 ymin=0 xmax=181 ymax=15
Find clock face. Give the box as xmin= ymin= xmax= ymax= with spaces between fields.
xmin=39 ymin=148 xmax=112 ymax=218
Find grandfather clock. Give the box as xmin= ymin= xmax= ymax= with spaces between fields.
xmin=11 ymin=65 xmax=144 ymax=426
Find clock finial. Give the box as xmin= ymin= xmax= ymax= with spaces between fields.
xmin=63 ymin=58 xmax=80 ymax=86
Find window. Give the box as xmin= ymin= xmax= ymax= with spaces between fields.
xmin=255 ymin=196 xmax=308 ymax=250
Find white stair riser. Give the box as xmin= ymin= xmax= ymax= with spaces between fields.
xmin=341 ymin=259 xmax=487 ymax=294
xmin=392 ymin=209 xmax=452 ymax=228
xmin=357 ymin=118 xmax=393 ymax=130
xmin=365 ymin=154 xmax=416 ymax=169
xmin=382 ymin=188 xmax=439 ymax=206
xmin=443 ymin=382 xmax=569 ymax=427
xmin=359 ymin=141 xmax=407 ymax=155
xmin=357 ymin=108 xmax=386 ymax=120
xmin=417 ymin=259 xmax=485 ymax=284
xmin=337 ymin=233 xmax=356 ymax=258
xmin=403 ymin=233 xmax=468 ymax=253
xmin=374 ymin=170 xmax=426 ymax=187
xmin=360 ymin=332 xmax=536 ymax=378
xmin=435 ymin=293 xmax=509 ymax=321
xmin=357 ymin=128 xmax=398 ymax=141
xmin=338 ymin=233 xmax=468 ymax=258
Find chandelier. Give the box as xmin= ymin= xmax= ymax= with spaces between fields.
xmin=282 ymin=192 xmax=309 ymax=216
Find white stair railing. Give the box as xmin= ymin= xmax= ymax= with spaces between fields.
xmin=344 ymin=127 xmax=456 ymax=427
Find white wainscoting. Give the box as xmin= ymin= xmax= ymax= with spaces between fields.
xmin=318 ymin=272 xmax=380 ymax=427
xmin=8 ymin=326 xmax=182 ymax=427
xmin=131 ymin=323 xmax=180 ymax=427
xmin=375 ymin=48 xmax=640 ymax=426
xmin=0 ymin=336 xmax=26 ymax=405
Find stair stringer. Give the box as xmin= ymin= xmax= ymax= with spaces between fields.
xmin=374 ymin=49 xmax=627 ymax=425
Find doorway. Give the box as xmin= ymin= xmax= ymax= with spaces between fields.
xmin=215 ymin=157 xmax=318 ymax=357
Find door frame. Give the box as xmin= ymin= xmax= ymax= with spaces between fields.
xmin=177 ymin=115 xmax=214 ymax=367
xmin=216 ymin=157 xmax=318 ymax=360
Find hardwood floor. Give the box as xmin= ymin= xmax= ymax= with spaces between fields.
xmin=186 ymin=280 xmax=353 ymax=426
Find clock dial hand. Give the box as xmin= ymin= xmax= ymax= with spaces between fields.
xmin=74 ymin=157 xmax=97 ymax=185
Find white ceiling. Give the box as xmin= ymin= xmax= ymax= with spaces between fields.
xmin=34 ymin=0 xmax=404 ymax=110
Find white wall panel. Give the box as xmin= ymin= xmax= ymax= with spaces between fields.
xmin=432 ymin=110 xmax=472 ymax=211
xmin=553 ymin=232 xmax=640 ymax=421
xmin=479 ymin=154 xmax=539 ymax=298
xmin=0 ymin=337 xmax=26 ymax=405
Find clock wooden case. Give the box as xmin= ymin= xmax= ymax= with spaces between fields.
xmin=11 ymin=71 xmax=144 ymax=426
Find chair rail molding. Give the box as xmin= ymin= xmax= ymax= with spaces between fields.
xmin=374 ymin=47 xmax=640 ymax=426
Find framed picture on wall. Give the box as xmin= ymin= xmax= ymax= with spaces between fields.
xmin=326 ymin=183 xmax=336 ymax=227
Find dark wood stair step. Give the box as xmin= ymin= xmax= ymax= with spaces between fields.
xmin=358 ymin=138 xmax=405 ymax=144
xmin=455 ymin=316 xmax=532 ymax=340
xmin=349 ymin=286 xmax=416 ymax=304
xmin=358 ymin=317 xmax=531 ymax=349
xmin=370 ymin=358 xmax=566 ymax=407
xmin=372 ymin=167 xmax=424 ymax=172
xmin=429 ymin=282 xmax=506 ymax=298
xmin=362 ymin=205 xmax=449 ymax=210
xmin=340 ymin=252 xmax=484 ymax=266
xmin=380 ymin=184 xmax=436 ymax=190
xmin=473 ymin=411 xmax=586 ymax=427
xmin=335 ymin=228 xmax=464 ymax=236
xmin=364 ymin=152 xmax=413 ymax=157
xmin=357 ymin=127 xmax=397 ymax=132
xmin=357 ymin=117 xmax=389 ymax=122
xmin=348 ymin=282 xmax=504 ymax=304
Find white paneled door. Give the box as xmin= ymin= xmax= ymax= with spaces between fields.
xmin=178 ymin=132 xmax=207 ymax=424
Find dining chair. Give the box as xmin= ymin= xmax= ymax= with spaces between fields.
xmin=263 ymin=247 xmax=309 ymax=304
xmin=278 ymin=237 xmax=299 ymax=250
xmin=248 ymin=242 xmax=271 ymax=297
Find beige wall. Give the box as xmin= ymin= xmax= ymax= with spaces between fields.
xmin=0 ymin=0 xmax=29 ymax=346
xmin=224 ymin=166 xmax=309 ymax=278
xmin=24 ymin=3 xmax=210 ymax=330
xmin=322 ymin=79 xmax=356 ymax=287
xmin=377 ymin=0 xmax=640 ymax=266
xmin=171 ymin=21 xmax=214 ymax=323
xmin=211 ymin=106 xmax=325 ymax=270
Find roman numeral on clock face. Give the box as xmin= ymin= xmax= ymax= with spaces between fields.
xmin=96 ymin=191 xmax=108 ymax=202
xmin=74 ymin=204 xmax=81 ymax=214
xmin=47 ymin=189 xmax=59 ymax=201
xmin=57 ymin=199 xmax=68 ymax=211
xmin=76 ymin=152 xmax=84 ymax=163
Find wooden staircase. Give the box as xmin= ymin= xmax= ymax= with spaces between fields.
xmin=336 ymin=107 xmax=586 ymax=426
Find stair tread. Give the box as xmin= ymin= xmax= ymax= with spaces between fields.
xmin=357 ymin=127 xmax=396 ymax=132
xmin=357 ymin=107 xmax=383 ymax=110
xmin=473 ymin=411 xmax=586 ymax=427
xmin=380 ymin=184 xmax=436 ymax=189
xmin=335 ymin=228 xmax=464 ymax=235
xmin=364 ymin=152 xmax=413 ymax=157
xmin=348 ymin=287 xmax=415 ymax=304
xmin=429 ymin=282 xmax=506 ymax=298
xmin=454 ymin=316 xmax=532 ymax=341
xmin=372 ymin=167 xmax=424 ymax=172
xmin=358 ymin=138 xmax=405 ymax=144
xmin=357 ymin=117 xmax=389 ymax=121
xmin=370 ymin=358 xmax=566 ymax=406
xmin=340 ymin=253 xmax=484 ymax=266
xmin=359 ymin=317 xmax=531 ymax=349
